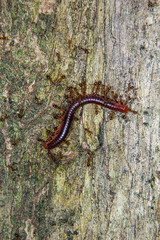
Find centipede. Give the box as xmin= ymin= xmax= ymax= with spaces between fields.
xmin=44 ymin=81 xmax=137 ymax=150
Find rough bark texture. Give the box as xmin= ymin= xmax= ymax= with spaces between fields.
xmin=0 ymin=0 xmax=159 ymax=239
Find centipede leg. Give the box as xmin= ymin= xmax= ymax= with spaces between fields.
xmin=52 ymin=113 xmax=62 ymax=120
xmin=67 ymin=86 xmax=82 ymax=102
xmin=72 ymin=86 xmax=82 ymax=101
xmin=125 ymin=85 xmax=138 ymax=103
xmin=101 ymin=84 xmax=106 ymax=97
xmin=110 ymin=91 xmax=118 ymax=102
xmin=48 ymin=150 xmax=56 ymax=162
xmin=92 ymin=81 xmax=102 ymax=114
xmin=127 ymin=108 xmax=138 ymax=114
xmin=104 ymin=86 xmax=111 ymax=102
xmin=125 ymin=85 xmax=138 ymax=93
xmin=67 ymin=86 xmax=76 ymax=99
xmin=63 ymin=94 xmax=72 ymax=104
xmin=52 ymin=103 xmax=65 ymax=112
xmin=95 ymin=105 xmax=99 ymax=115
xmin=93 ymin=82 xmax=101 ymax=113
xmin=92 ymin=81 xmax=97 ymax=93
xmin=123 ymin=95 xmax=133 ymax=105
xmin=108 ymin=111 xmax=115 ymax=120
xmin=79 ymin=81 xmax=87 ymax=95
xmin=37 ymin=138 xmax=46 ymax=144
xmin=92 ymin=81 xmax=102 ymax=95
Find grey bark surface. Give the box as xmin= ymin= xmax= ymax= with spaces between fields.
xmin=0 ymin=0 xmax=159 ymax=239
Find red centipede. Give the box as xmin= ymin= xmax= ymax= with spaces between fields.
xmin=44 ymin=93 xmax=135 ymax=149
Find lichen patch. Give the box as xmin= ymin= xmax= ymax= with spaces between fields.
xmin=39 ymin=0 xmax=56 ymax=15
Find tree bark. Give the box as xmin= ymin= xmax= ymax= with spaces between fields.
xmin=0 ymin=0 xmax=159 ymax=239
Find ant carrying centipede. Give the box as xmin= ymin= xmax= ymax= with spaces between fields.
xmin=43 ymin=81 xmax=137 ymax=150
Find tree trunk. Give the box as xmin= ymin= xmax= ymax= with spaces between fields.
xmin=0 ymin=0 xmax=159 ymax=239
